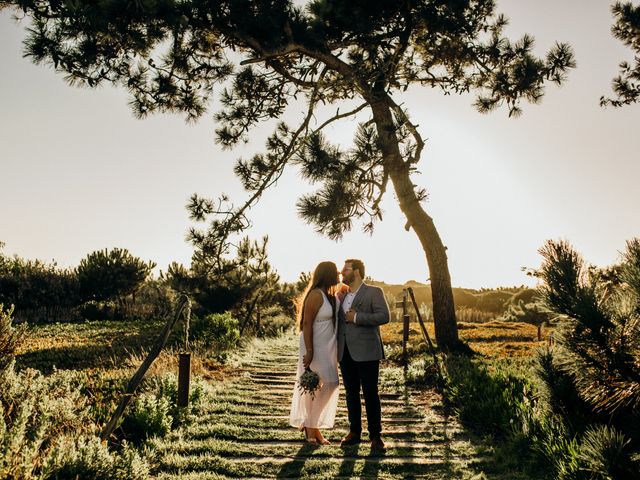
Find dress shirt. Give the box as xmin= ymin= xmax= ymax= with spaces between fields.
xmin=342 ymin=284 xmax=363 ymax=324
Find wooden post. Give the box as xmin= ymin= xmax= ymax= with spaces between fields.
xmin=177 ymin=353 xmax=191 ymax=408
xmin=402 ymin=313 xmax=410 ymax=364
xmin=396 ymin=290 xmax=410 ymax=365
xmin=407 ymin=287 xmax=444 ymax=383
xmin=100 ymin=295 xmax=189 ymax=442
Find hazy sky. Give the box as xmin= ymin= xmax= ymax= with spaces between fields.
xmin=1 ymin=1 xmax=639 ymax=289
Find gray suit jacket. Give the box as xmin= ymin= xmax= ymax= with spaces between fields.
xmin=337 ymin=283 xmax=390 ymax=362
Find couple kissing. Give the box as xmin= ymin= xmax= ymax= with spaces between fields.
xmin=289 ymin=259 xmax=390 ymax=451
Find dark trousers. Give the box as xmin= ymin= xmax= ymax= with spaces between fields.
xmin=339 ymin=344 xmax=382 ymax=439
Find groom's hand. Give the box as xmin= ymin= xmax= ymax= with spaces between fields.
xmin=346 ymin=309 xmax=356 ymax=324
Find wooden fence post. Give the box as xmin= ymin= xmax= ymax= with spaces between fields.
xmin=407 ymin=287 xmax=444 ymax=385
xmin=396 ymin=290 xmax=410 ymax=365
xmin=100 ymin=295 xmax=189 ymax=442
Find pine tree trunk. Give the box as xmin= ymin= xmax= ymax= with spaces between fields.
xmin=370 ymin=99 xmax=460 ymax=350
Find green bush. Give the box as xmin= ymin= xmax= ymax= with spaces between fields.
xmin=189 ymin=312 xmax=240 ymax=357
xmin=0 ymin=365 xmax=91 ymax=479
xmin=445 ymin=355 xmax=531 ymax=437
xmin=43 ymin=436 xmax=149 ymax=480
xmin=119 ymin=393 xmax=172 ymax=444
xmin=259 ymin=311 xmax=294 ymax=338
xmin=0 ymin=304 xmax=25 ymax=371
xmin=78 ymin=300 xmax=123 ymax=321
xmin=404 ymin=356 xmax=441 ymax=388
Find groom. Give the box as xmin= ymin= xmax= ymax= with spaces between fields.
xmin=337 ymin=259 xmax=390 ymax=451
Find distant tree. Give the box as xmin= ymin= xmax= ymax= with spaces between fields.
xmin=295 ymin=271 xmax=312 ymax=294
xmin=4 ymin=0 xmax=575 ymax=349
xmin=602 ymin=1 xmax=640 ymax=106
xmin=77 ymin=248 xmax=156 ymax=308
xmin=0 ymin=245 xmax=81 ymax=323
xmin=501 ymin=298 xmax=554 ymax=340
xmin=167 ymin=234 xmax=284 ymax=334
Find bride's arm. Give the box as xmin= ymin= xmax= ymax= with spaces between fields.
xmin=302 ymin=289 xmax=323 ymax=368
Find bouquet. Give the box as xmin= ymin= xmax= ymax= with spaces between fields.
xmin=298 ymin=367 xmax=322 ymax=400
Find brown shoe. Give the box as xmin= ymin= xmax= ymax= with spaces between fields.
xmin=370 ymin=437 xmax=386 ymax=451
xmin=340 ymin=432 xmax=362 ymax=446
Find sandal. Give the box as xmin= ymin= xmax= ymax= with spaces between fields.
xmin=303 ymin=427 xmax=319 ymax=445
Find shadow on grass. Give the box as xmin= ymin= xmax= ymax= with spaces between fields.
xmin=337 ymin=443 xmax=358 ymax=478
xmin=275 ymin=442 xmax=318 ymax=478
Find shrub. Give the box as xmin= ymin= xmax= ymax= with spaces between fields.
xmin=445 ymin=355 xmax=531 ymax=437
xmin=0 ymin=366 xmax=90 ymax=479
xmin=119 ymin=393 xmax=172 ymax=444
xmin=189 ymin=312 xmax=240 ymax=358
xmin=78 ymin=300 xmax=123 ymax=321
xmin=404 ymin=356 xmax=441 ymax=388
xmin=537 ymin=239 xmax=640 ymax=441
xmin=257 ymin=306 xmax=294 ymax=337
xmin=43 ymin=436 xmax=149 ymax=480
xmin=0 ymin=304 xmax=25 ymax=371
xmin=575 ymin=425 xmax=639 ymax=480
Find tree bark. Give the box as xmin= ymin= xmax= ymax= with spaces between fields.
xmin=369 ymin=98 xmax=459 ymax=350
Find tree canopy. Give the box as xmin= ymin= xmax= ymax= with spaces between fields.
xmin=3 ymin=0 xmax=576 ymax=348
xmin=603 ymin=1 xmax=640 ymax=106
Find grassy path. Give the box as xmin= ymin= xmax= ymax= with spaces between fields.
xmin=152 ymin=334 xmax=492 ymax=479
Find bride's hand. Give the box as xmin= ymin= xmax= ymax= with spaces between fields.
xmin=303 ymin=349 xmax=313 ymax=368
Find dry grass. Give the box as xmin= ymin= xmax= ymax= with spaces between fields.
xmin=15 ymin=319 xmax=234 ymax=381
xmin=381 ymin=319 xmax=553 ymax=358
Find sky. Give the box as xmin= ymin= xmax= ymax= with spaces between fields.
xmin=1 ymin=1 xmax=639 ymax=289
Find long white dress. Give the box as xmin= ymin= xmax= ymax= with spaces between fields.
xmin=289 ymin=291 xmax=339 ymax=429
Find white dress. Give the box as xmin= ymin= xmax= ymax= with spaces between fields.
xmin=289 ymin=291 xmax=340 ymax=429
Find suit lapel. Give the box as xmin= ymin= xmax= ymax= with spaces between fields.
xmin=351 ymin=283 xmax=368 ymax=310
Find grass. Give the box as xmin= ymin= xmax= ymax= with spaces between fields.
xmin=8 ymin=316 xmax=551 ymax=479
xmin=381 ymin=318 xmax=552 ymax=359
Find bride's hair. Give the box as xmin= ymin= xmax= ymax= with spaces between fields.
xmin=297 ymin=261 xmax=339 ymax=331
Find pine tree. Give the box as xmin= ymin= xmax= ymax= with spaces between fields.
xmin=3 ymin=0 xmax=575 ymax=349
xmin=602 ymin=2 xmax=640 ymax=106
xmin=537 ymin=238 xmax=640 ymax=457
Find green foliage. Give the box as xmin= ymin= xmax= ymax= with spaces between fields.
xmin=169 ymin=234 xmax=293 ymax=337
xmin=0 ymin=245 xmax=169 ymax=324
xmin=501 ymin=299 xmax=554 ymax=339
xmin=471 ymin=237 xmax=640 ymax=480
xmin=42 ymin=437 xmax=149 ymax=480
xmin=78 ymin=299 xmax=123 ymax=321
xmin=189 ymin=312 xmax=240 ymax=358
xmin=257 ymin=307 xmax=294 ymax=338
xmin=120 ymin=393 xmax=172 ymax=444
xmin=474 ymin=290 xmax=514 ymax=313
xmin=602 ymin=2 xmax=640 ymax=106
xmin=0 ymin=304 xmax=26 ymax=371
xmin=0 ymin=365 xmax=91 ymax=478
xmin=0 ymin=247 xmax=81 ymax=323
xmin=538 ymin=239 xmax=640 ymax=430
xmin=445 ymin=355 xmax=532 ymax=437
xmin=77 ymin=248 xmax=155 ymax=304
xmin=404 ymin=356 xmax=441 ymax=389
xmin=575 ymin=425 xmax=639 ymax=480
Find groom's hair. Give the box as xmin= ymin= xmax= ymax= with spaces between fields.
xmin=345 ymin=258 xmax=365 ymax=278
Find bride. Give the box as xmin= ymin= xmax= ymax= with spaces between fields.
xmin=289 ymin=261 xmax=340 ymax=445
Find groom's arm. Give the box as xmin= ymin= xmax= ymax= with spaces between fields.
xmin=354 ymin=287 xmax=390 ymax=327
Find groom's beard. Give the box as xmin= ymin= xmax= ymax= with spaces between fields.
xmin=343 ymin=272 xmax=355 ymax=286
